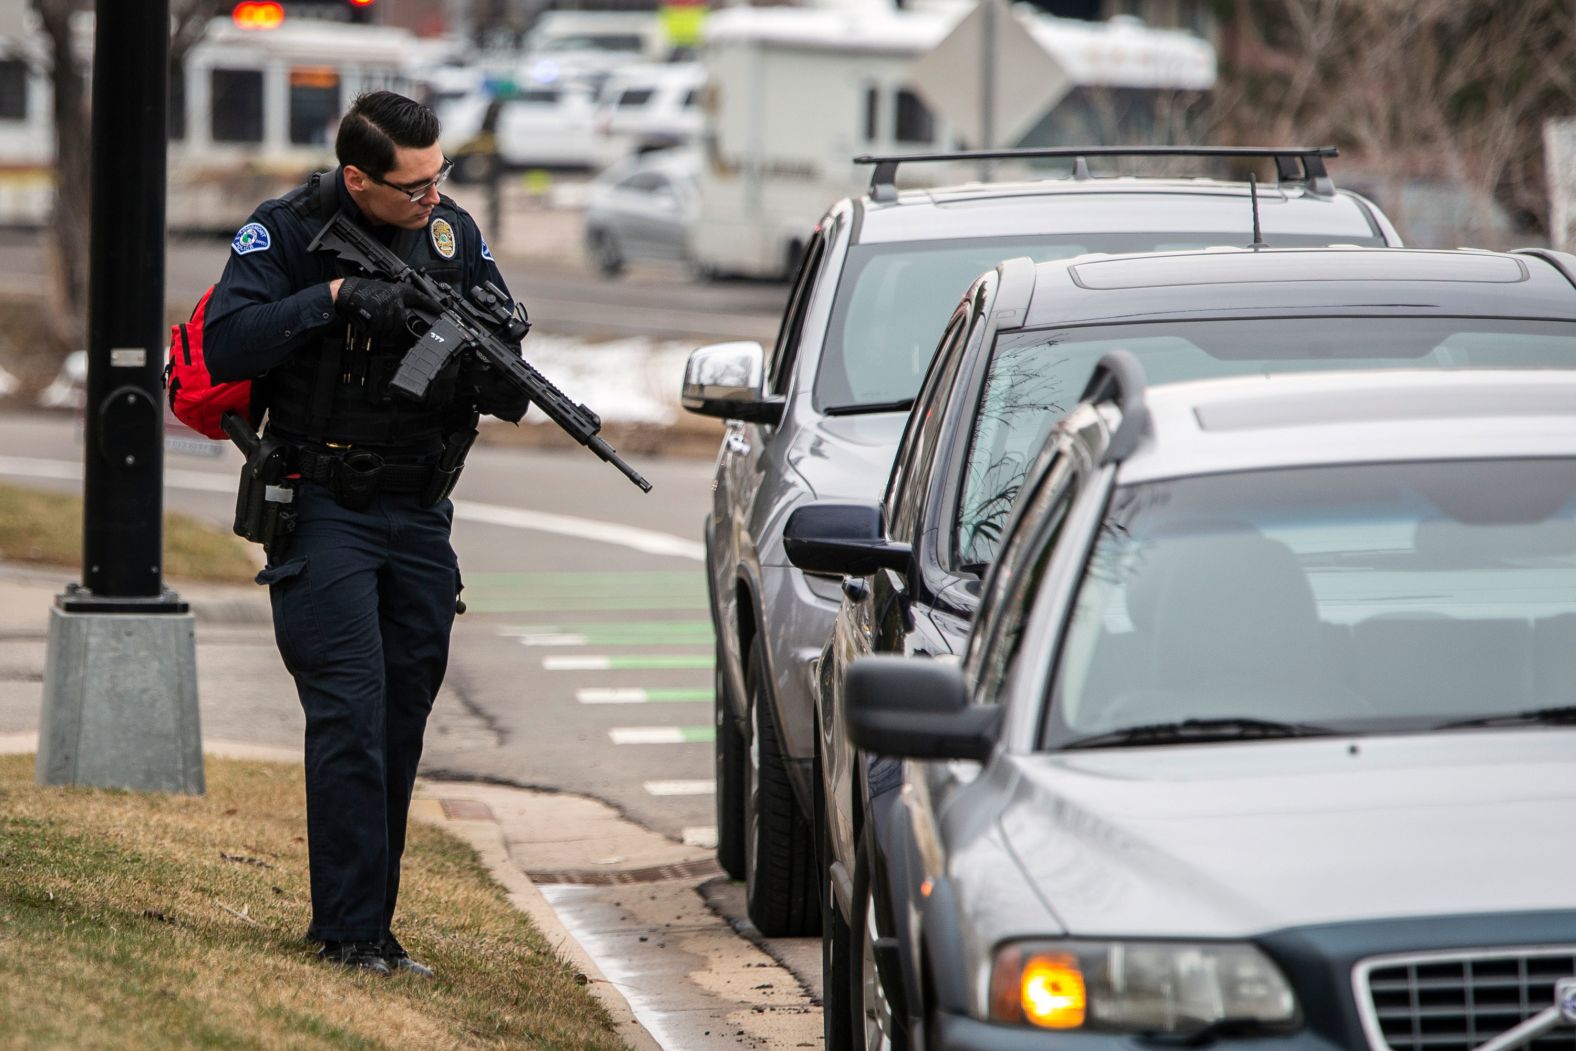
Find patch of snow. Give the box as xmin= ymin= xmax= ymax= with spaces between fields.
xmin=36 ymin=350 xmax=86 ymax=409
xmin=501 ymin=334 xmax=694 ymax=426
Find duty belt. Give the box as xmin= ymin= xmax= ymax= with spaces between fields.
xmin=294 ymin=446 xmax=437 ymax=508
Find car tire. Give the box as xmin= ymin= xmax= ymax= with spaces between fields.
xmin=588 ymin=228 xmax=625 ymax=277
xmin=852 ymin=823 xmax=906 ymax=1051
xmin=715 ymin=644 xmax=747 ymax=880
xmin=744 ymin=635 xmax=820 ymax=937
xmin=821 ymin=787 xmax=855 ymax=1050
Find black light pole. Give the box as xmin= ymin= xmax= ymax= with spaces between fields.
xmin=37 ymin=0 xmax=203 ymax=794
xmin=71 ymin=0 xmax=180 ymax=609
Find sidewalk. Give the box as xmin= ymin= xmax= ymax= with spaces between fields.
xmin=0 ymin=561 xmax=819 ymax=1050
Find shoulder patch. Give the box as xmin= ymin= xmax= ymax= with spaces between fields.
xmin=231 ymin=222 xmax=271 ymax=255
xmin=430 ymin=217 xmax=456 ymax=259
xmin=480 ymin=235 xmax=494 ymax=262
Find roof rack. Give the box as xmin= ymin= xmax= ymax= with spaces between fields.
xmin=1077 ymin=349 xmax=1149 ymax=465
xmin=852 ymin=146 xmax=1339 ymax=203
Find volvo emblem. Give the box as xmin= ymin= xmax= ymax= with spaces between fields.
xmin=1557 ymin=978 xmax=1576 ymax=1023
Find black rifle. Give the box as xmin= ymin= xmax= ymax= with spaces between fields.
xmin=307 ymin=211 xmax=652 ymax=493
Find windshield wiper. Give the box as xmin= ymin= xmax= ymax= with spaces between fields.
xmin=1062 ymin=717 xmax=1336 ymax=749
xmin=822 ymin=398 xmax=916 ymax=417
xmin=1434 ymin=705 xmax=1576 ymax=730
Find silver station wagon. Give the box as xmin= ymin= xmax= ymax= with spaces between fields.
xmin=846 ymin=363 xmax=1576 ymax=1051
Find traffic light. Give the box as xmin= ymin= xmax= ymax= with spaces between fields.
xmin=347 ymin=0 xmax=375 ymax=24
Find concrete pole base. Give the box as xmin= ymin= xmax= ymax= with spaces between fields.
xmin=37 ymin=604 xmax=204 ymax=794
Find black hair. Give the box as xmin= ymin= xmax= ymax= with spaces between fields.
xmin=335 ymin=91 xmax=441 ymax=178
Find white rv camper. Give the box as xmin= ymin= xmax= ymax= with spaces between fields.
xmin=691 ymin=2 xmax=1216 ymax=278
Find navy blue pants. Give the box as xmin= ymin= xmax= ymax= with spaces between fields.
xmin=257 ymin=483 xmax=460 ymax=943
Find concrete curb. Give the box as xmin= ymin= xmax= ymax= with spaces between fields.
xmin=408 ymin=793 xmax=664 ymax=1051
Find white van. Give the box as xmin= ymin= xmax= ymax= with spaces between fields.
xmin=590 ymin=62 xmax=705 ymax=169
xmin=443 ymin=81 xmax=601 ymax=176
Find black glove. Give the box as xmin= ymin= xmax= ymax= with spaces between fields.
xmin=335 ymin=277 xmax=440 ymax=341
xmin=461 ymin=359 xmax=532 ymax=423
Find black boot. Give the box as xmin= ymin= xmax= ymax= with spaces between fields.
xmin=382 ymin=934 xmax=436 ymax=979
xmin=318 ymin=940 xmax=392 ymax=976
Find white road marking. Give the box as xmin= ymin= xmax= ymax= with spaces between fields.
xmin=578 ymin=688 xmax=646 ymax=704
xmin=453 ymin=498 xmax=703 ymax=561
xmin=0 ymin=455 xmax=703 ymax=561
xmin=644 ymin=780 xmax=713 ymax=797
xmin=517 ymin=633 xmax=589 ymax=647
xmin=545 ymin=655 xmax=612 ymax=671
xmin=610 ymin=727 xmax=687 ymax=745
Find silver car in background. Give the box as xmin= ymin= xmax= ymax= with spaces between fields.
xmin=583 ymin=148 xmax=700 ymax=277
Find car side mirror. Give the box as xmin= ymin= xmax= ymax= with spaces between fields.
xmin=844 ymin=656 xmax=1001 ymax=762
xmin=680 ymin=340 xmax=785 ymax=424
xmin=784 ymin=501 xmax=911 ymax=576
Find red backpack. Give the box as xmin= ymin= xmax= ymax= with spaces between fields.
xmin=163 ymin=285 xmax=255 ymax=439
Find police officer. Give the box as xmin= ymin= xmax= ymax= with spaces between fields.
xmin=204 ymin=91 xmax=529 ymax=977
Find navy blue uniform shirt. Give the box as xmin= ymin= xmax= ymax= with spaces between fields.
xmin=203 ymin=170 xmax=517 ymax=385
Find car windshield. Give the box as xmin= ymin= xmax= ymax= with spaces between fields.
xmin=811 ymin=232 xmax=1377 ymax=414
xmin=1044 ymin=459 xmax=1576 ymax=746
xmin=957 ymin=317 xmax=1576 ymax=566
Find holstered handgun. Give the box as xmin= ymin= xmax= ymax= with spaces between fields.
xmin=221 ymin=411 xmax=296 ymax=550
xmin=421 ymin=413 xmax=479 ymax=507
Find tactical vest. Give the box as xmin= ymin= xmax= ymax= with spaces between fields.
xmin=265 ymin=172 xmax=471 ymax=453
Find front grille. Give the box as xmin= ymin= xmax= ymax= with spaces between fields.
xmin=1358 ymin=948 xmax=1576 ymax=1051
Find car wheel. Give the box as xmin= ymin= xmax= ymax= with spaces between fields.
xmin=588 ymin=228 xmax=625 ymax=277
xmin=821 ymin=779 xmax=855 ymax=1050
xmin=853 ymin=824 xmax=905 ymax=1051
xmin=715 ymin=643 xmax=747 ymax=880
xmin=744 ymin=635 xmax=820 ymax=937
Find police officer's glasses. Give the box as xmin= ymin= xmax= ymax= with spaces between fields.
xmin=370 ymin=158 xmax=454 ymax=202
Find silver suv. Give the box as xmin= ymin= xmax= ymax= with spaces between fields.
xmin=680 ymin=146 xmax=1401 ymax=936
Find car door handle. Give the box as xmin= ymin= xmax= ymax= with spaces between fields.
xmin=726 ymin=434 xmax=750 ymax=456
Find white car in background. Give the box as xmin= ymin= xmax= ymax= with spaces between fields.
xmin=494 ymin=82 xmax=600 ymax=169
xmin=590 ymin=63 xmax=705 ymax=168
xmin=443 ymin=82 xmax=602 ymax=177
xmin=583 ymin=149 xmax=700 ymax=277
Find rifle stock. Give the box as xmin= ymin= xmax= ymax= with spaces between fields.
xmin=307 ymin=211 xmax=652 ymax=492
